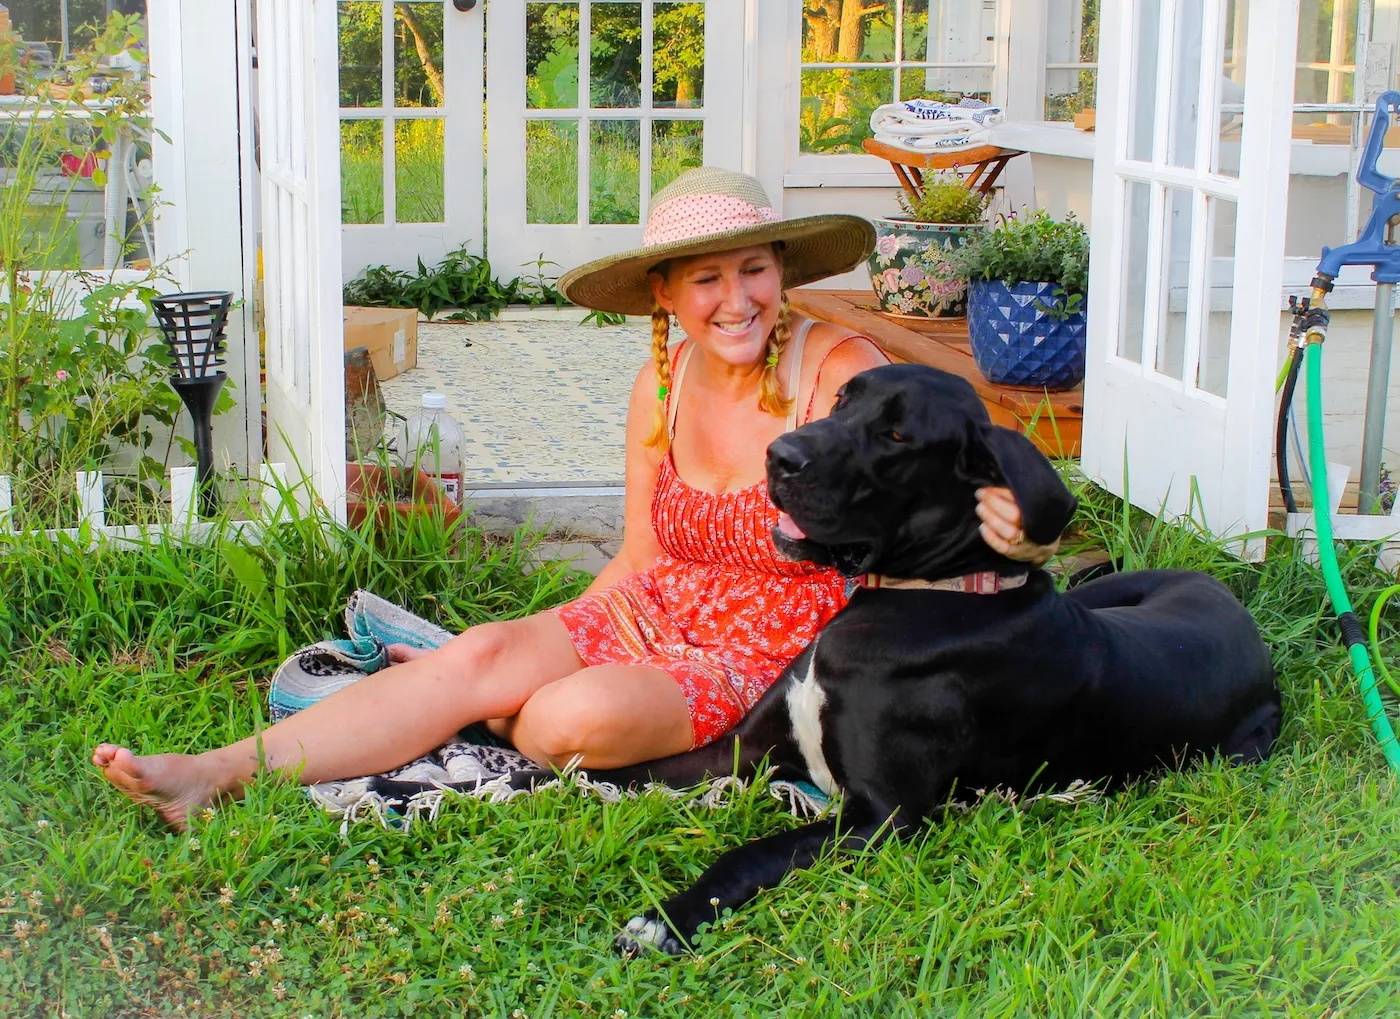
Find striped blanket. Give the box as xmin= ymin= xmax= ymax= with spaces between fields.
xmin=268 ymin=591 xmax=832 ymax=830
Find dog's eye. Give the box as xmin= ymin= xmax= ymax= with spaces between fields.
xmin=882 ymin=429 xmax=906 ymax=443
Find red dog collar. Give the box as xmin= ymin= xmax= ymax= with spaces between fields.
xmin=859 ymin=571 xmax=1029 ymax=594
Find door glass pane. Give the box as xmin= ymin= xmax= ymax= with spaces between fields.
xmin=395 ymin=119 xmax=444 ymax=222
xmin=902 ymin=0 xmax=930 ymax=61
xmin=1119 ymin=180 xmax=1151 ymax=363
xmin=591 ymin=120 xmax=641 ymax=224
xmin=801 ymin=68 xmax=892 ymax=154
xmin=1213 ymin=0 xmax=1247 ymax=178
xmin=922 ymin=0 xmax=995 ymax=63
xmin=339 ymin=1 xmax=383 ymax=107
xmin=1167 ymin=0 xmax=1204 ymax=169
xmin=1156 ymin=187 xmax=1195 ymax=380
xmin=527 ymin=3 xmax=581 ymax=109
xmin=342 ymin=120 xmax=385 ymax=224
xmin=899 ymin=67 xmax=993 ymax=103
xmin=1128 ymin=0 xmax=1161 ymax=162
xmin=653 ymin=2 xmax=705 ymax=109
xmin=591 ymin=3 xmax=642 ymax=108
xmin=652 ymin=120 xmax=703 ymax=194
xmin=1045 ymin=0 xmax=1099 ymax=121
xmin=526 ymin=120 xmax=579 ymax=223
xmin=1198 ymin=197 xmax=1237 ymax=397
xmin=394 ymin=2 xmax=445 ymax=108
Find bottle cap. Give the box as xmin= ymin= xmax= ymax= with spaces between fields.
xmin=421 ymin=392 xmax=447 ymax=410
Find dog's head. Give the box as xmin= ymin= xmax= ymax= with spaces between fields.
xmin=766 ymin=363 xmax=1078 ymax=578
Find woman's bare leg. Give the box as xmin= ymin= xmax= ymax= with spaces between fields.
xmin=498 ymin=664 xmax=695 ymax=769
xmin=91 ymin=613 xmax=584 ymax=828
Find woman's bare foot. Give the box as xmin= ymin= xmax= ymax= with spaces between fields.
xmin=91 ymin=744 xmax=220 ymax=831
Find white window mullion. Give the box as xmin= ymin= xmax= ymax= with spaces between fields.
xmin=1151 ymin=0 xmax=1181 ymax=172
xmin=1195 ymin=0 xmax=1225 ymax=177
xmin=381 ymin=2 xmax=397 ymax=225
xmin=1181 ymin=187 xmax=1211 ymax=393
xmin=640 ymin=1 xmax=654 ymax=221
xmin=1139 ymin=181 xmax=1169 ymax=377
xmin=578 ymin=1 xmax=592 ymax=227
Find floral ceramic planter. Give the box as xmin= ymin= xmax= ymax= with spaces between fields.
xmin=867 ymin=216 xmax=984 ymax=319
xmin=966 ymin=279 xmax=1087 ymax=390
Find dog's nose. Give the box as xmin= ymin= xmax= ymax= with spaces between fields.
xmin=767 ymin=436 xmax=811 ymax=478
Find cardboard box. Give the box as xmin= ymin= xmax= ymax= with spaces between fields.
xmin=343 ymin=306 xmax=418 ymax=381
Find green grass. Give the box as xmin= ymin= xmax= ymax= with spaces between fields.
xmin=2 ymin=478 xmax=1399 ymax=1015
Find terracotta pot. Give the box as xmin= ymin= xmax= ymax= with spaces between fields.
xmin=345 ymin=463 xmax=462 ymax=530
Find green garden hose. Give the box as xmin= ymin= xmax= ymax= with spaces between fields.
xmin=1304 ymin=337 xmax=1400 ymax=775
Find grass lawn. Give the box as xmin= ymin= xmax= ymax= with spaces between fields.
xmin=2 ymin=481 xmax=1399 ymax=1016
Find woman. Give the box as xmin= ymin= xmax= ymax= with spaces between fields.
xmin=93 ymin=168 xmax=1054 ymax=828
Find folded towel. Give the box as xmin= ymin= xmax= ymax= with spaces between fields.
xmin=869 ymin=98 xmax=1004 ymax=153
xmin=268 ymin=590 xmax=833 ymax=830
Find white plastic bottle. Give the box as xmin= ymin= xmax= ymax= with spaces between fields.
xmin=395 ymin=392 xmax=465 ymax=505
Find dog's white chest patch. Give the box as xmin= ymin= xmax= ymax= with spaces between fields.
xmin=786 ymin=648 xmax=837 ymax=798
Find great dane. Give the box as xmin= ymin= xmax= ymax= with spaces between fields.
xmin=511 ymin=363 xmax=1281 ymax=956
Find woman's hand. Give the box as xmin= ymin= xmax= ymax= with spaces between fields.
xmin=975 ymin=487 xmax=1060 ymax=565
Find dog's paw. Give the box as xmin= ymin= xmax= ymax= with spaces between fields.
xmin=614 ymin=913 xmax=685 ymax=957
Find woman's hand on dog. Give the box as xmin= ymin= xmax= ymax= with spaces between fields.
xmin=975 ymin=487 xmax=1060 ymax=565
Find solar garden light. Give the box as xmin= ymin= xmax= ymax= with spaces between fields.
xmin=150 ymin=291 xmax=233 ymax=517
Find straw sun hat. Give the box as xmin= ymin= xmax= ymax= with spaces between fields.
xmin=558 ymin=166 xmax=876 ymax=317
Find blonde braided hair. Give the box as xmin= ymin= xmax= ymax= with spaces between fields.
xmin=643 ymin=304 xmax=673 ymax=450
xmin=758 ymin=295 xmax=795 ymax=417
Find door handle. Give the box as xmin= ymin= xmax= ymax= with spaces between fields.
xmin=452 ymin=0 xmax=477 ymax=10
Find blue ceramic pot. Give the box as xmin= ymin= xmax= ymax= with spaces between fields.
xmin=867 ymin=217 xmax=984 ymax=319
xmin=966 ymin=279 xmax=1087 ymax=390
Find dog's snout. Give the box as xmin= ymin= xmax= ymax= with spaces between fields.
xmin=767 ymin=436 xmax=811 ymax=478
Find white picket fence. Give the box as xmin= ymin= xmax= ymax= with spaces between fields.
xmin=0 ymin=463 xmax=289 ymax=545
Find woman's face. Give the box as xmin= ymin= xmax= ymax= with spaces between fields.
xmin=650 ymin=244 xmax=783 ymax=368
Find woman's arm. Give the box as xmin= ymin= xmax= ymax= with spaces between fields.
xmin=579 ymin=360 xmax=668 ymax=596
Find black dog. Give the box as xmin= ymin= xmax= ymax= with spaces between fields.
xmin=512 ymin=363 xmax=1280 ymax=956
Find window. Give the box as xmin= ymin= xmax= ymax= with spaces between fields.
xmin=1043 ymin=0 xmax=1098 ymax=122
xmin=798 ymin=0 xmax=1000 ymax=155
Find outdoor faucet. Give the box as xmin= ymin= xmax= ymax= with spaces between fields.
xmin=1316 ymin=90 xmax=1400 ymax=284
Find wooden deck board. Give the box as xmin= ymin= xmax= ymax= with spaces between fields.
xmin=788 ymin=289 xmax=1083 ymax=458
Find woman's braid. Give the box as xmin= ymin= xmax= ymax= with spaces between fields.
xmin=644 ymin=304 xmax=673 ymax=449
xmin=758 ymin=295 xmax=795 ymax=417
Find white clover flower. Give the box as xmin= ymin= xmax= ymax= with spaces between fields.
xmin=491 ymin=914 xmax=506 ymax=930
xmin=457 ymin=962 xmax=474 ymax=978
xmin=218 ymin=886 xmax=235 ymax=906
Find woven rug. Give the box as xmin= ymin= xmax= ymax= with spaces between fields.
xmin=268 ymin=591 xmax=833 ymax=831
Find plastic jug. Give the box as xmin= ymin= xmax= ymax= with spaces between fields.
xmin=395 ymin=392 xmax=465 ymax=505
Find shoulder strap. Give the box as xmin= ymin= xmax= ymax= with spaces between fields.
xmin=784 ymin=318 xmax=817 ymax=432
xmin=665 ymin=340 xmax=694 ymax=441
xmin=803 ymin=334 xmax=892 ymax=425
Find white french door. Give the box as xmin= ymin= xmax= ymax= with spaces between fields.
xmin=259 ymin=0 xmax=348 ymax=520
xmin=338 ymin=0 xmax=484 ymax=277
xmin=485 ymin=0 xmax=745 ymax=279
xmin=1080 ymin=0 xmax=1298 ymax=547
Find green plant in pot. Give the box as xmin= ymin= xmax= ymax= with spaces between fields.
xmin=867 ymin=175 xmax=988 ymax=319
xmin=952 ymin=210 xmax=1090 ymax=390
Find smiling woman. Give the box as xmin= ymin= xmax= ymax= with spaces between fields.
xmin=93 ymin=167 xmax=1056 ymax=830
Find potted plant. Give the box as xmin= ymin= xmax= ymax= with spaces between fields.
xmin=345 ymin=462 xmax=463 ymax=532
xmin=952 ymin=210 xmax=1090 ymax=391
xmin=866 ymin=175 xmax=989 ymax=319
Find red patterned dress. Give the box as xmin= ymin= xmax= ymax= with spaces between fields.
xmin=551 ymin=324 xmax=869 ymax=747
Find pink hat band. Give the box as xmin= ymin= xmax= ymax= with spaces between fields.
xmin=642 ymin=193 xmax=780 ymax=248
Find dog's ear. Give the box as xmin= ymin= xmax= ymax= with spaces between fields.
xmin=960 ymin=425 xmax=1077 ymax=546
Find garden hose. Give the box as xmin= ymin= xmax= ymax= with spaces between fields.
xmin=1366 ymin=587 xmax=1400 ymax=698
xmin=1275 ymin=344 xmax=1305 ymax=514
xmin=1301 ymin=297 xmax=1400 ymax=776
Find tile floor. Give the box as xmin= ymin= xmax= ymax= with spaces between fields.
xmin=379 ymin=317 xmax=654 ymax=485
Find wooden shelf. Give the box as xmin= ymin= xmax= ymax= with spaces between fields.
xmin=788 ymin=289 xmax=1083 ymax=458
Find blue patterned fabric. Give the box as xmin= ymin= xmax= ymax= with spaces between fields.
xmin=966 ymin=280 xmax=1087 ymax=390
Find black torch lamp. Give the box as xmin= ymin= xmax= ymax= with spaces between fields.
xmin=151 ymin=291 xmax=233 ymax=517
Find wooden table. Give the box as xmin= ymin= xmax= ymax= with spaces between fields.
xmin=787 ymin=289 xmax=1083 ymax=458
xmin=862 ymin=138 xmax=1025 ymax=202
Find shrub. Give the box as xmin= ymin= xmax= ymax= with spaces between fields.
xmin=949 ymin=210 xmax=1090 ymax=315
xmin=895 ymin=174 xmax=989 ymax=225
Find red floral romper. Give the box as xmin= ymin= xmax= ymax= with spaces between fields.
xmin=552 ymin=321 xmax=880 ymax=747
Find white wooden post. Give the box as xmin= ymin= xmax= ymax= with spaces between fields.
xmin=170 ymin=465 xmax=197 ymax=530
xmin=0 ymin=475 xmax=11 ymax=533
xmin=77 ymin=471 xmax=105 ymax=531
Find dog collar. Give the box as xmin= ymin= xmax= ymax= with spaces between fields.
xmin=859 ymin=571 xmax=1029 ymax=594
